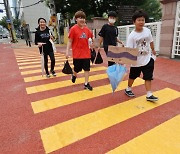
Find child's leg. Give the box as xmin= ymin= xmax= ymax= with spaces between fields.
xmin=127 ymin=67 xmax=141 ymax=89
xmin=49 ymin=52 xmax=55 ymax=71
xmin=128 ymin=78 xmax=135 ymax=89
xmin=73 ymin=59 xmax=81 ymax=77
xmin=145 ymin=80 xmax=153 ymax=97
xmin=145 ymin=80 xmax=151 ymax=91
xmin=142 ymin=58 xmax=158 ymax=101
xmin=83 ymin=59 xmax=93 ymax=90
xmin=125 ymin=67 xmax=140 ymax=97
xmin=43 ymin=54 xmax=49 ymax=75
xmin=142 ymin=58 xmax=154 ymax=95
xmin=84 ymin=71 xmax=89 ymax=84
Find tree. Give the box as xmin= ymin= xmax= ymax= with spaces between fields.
xmin=52 ymin=0 xmax=145 ymax=19
xmin=138 ymin=0 xmax=162 ymax=22
xmin=0 ymin=16 xmax=8 ymax=30
xmin=13 ymin=18 xmax=21 ymax=29
xmin=0 ymin=16 xmax=21 ymax=30
xmin=51 ymin=0 xmax=161 ymax=24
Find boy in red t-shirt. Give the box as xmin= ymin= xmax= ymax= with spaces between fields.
xmin=66 ymin=10 xmax=93 ymax=91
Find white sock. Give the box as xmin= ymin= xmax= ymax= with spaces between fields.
xmin=147 ymin=91 xmax=152 ymax=97
xmin=85 ymin=82 xmax=88 ymax=85
xmin=126 ymin=87 xmax=132 ymax=91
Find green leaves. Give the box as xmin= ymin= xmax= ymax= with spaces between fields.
xmin=52 ymin=0 xmax=162 ymax=23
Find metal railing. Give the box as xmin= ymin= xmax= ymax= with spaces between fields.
xmin=172 ymin=1 xmax=180 ymax=58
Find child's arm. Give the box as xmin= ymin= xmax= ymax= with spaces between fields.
xmin=98 ymin=36 xmax=103 ymax=51
xmin=117 ymin=38 xmax=124 ymax=47
xmin=150 ymin=42 xmax=156 ymax=55
xmin=66 ymin=39 xmax=72 ymax=59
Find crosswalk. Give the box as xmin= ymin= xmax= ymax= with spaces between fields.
xmin=107 ymin=115 xmax=180 ymax=154
xmin=14 ymin=49 xmax=180 ymax=154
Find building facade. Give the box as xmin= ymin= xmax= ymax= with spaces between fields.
xmin=17 ymin=0 xmax=51 ymax=41
xmin=159 ymin=0 xmax=180 ymax=58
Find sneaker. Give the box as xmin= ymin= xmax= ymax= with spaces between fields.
xmin=46 ymin=74 xmax=50 ymax=78
xmin=146 ymin=95 xmax=158 ymax=102
xmin=50 ymin=70 xmax=56 ymax=76
xmin=71 ymin=74 xmax=76 ymax=83
xmin=125 ymin=89 xmax=135 ymax=97
xmin=84 ymin=83 xmax=93 ymax=91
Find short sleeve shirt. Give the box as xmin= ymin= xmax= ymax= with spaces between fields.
xmin=98 ymin=24 xmax=118 ymax=48
xmin=68 ymin=24 xmax=93 ymax=59
xmin=126 ymin=27 xmax=153 ymax=67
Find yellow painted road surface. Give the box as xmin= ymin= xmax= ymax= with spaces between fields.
xmin=31 ymin=78 xmax=144 ymax=113
xmin=107 ymin=115 xmax=180 ymax=154
xmin=40 ymin=88 xmax=179 ymax=153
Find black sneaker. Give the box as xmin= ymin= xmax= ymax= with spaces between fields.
xmin=71 ymin=74 xmax=76 ymax=83
xmin=50 ymin=70 xmax=56 ymax=76
xmin=84 ymin=83 xmax=93 ymax=91
xmin=146 ymin=95 xmax=158 ymax=102
xmin=46 ymin=73 xmax=50 ymax=78
xmin=125 ymin=89 xmax=135 ymax=97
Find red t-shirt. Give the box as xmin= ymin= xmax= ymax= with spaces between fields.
xmin=68 ymin=24 xmax=93 ymax=59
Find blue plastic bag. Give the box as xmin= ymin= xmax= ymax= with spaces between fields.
xmin=106 ymin=64 xmax=127 ymax=92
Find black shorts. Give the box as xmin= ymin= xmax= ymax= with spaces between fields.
xmin=129 ymin=58 xmax=154 ymax=80
xmin=73 ymin=58 xmax=90 ymax=73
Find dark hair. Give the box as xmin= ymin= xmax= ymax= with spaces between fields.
xmin=108 ymin=11 xmax=117 ymax=17
xmin=132 ymin=10 xmax=148 ymax=22
xmin=38 ymin=17 xmax=46 ymax=24
xmin=75 ymin=10 xmax=86 ymax=19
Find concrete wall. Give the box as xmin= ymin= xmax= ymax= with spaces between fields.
xmin=159 ymin=0 xmax=178 ymax=57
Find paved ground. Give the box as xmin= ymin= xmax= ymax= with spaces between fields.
xmin=0 ymin=39 xmax=180 ymax=154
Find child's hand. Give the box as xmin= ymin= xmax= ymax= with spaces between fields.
xmin=50 ymin=35 xmax=54 ymax=41
xmin=152 ymin=49 xmax=156 ymax=55
xmin=65 ymin=53 xmax=69 ymax=59
xmin=97 ymin=47 xmax=101 ymax=52
xmin=90 ymin=43 xmax=95 ymax=49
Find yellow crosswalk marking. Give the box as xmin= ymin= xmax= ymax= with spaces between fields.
xmin=17 ymin=56 xmax=68 ymax=63
xmin=17 ymin=58 xmax=69 ymax=66
xmin=15 ymin=53 xmax=64 ymax=59
xmin=19 ymin=61 xmax=72 ymax=70
xmin=15 ymin=54 xmax=64 ymax=59
xmin=27 ymin=72 xmax=107 ymax=94
xmin=39 ymin=88 xmax=180 ymax=153
xmin=21 ymin=60 xmax=73 ymax=75
xmin=31 ymin=78 xmax=144 ymax=113
xmin=16 ymin=56 xmax=40 ymax=59
xmin=107 ymin=115 xmax=180 ymax=154
xmin=23 ymin=65 xmax=105 ymax=82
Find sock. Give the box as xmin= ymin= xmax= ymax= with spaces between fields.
xmin=126 ymin=86 xmax=132 ymax=91
xmin=147 ymin=91 xmax=152 ymax=97
xmin=85 ymin=82 xmax=88 ymax=85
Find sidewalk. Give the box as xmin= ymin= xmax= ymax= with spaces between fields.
xmin=10 ymin=39 xmax=67 ymax=48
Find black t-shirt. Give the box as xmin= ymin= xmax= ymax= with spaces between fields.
xmin=98 ymin=24 xmax=118 ymax=51
xmin=35 ymin=27 xmax=53 ymax=54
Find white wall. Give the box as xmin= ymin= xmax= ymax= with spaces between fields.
xmin=21 ymin=0 xmax=51 ymax=41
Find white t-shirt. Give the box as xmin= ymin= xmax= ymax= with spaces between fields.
xmin=127 ymin=27 xmax=153 ymax=67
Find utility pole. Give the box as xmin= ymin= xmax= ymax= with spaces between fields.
xmin=3 ymin=0 xmax=17 ymax=43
